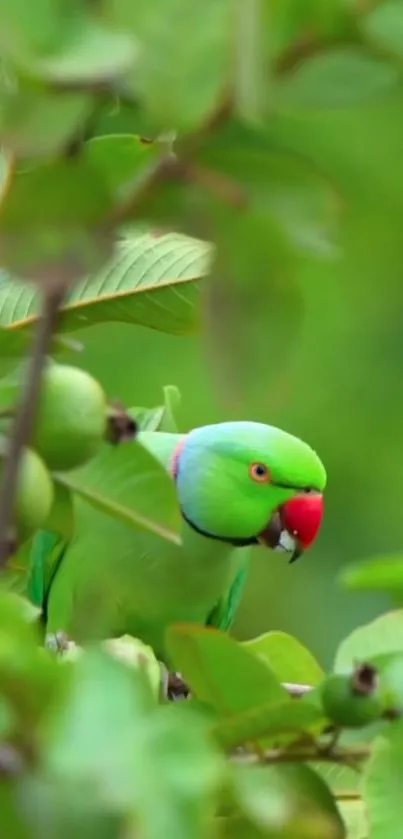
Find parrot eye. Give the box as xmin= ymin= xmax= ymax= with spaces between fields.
xmin=249 ymin=462 xmax=271 ymax=483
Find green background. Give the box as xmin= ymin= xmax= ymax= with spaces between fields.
xmin=61 ymin=92 xmax=403 ymax=669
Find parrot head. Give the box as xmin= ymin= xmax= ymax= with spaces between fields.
xmin=171 ymin=421 xmax=326 ymax=563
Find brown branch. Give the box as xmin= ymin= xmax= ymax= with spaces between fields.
xmin=0 ymin=286 xmax=65 ymax=566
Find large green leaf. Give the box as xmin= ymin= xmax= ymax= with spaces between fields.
xmin=243 ymin=631 xmax=325 ymax=686
xmin=0 ymin=85 xmax=92 ymax=157
xmin=45 ymin=649 xmax=224 ymax=839
xmin=278 ymin=48 xmax=400 ymax=110
xmin=334 ymin=611 xmax=403 ymax=674
xmin=54 ymin=437 xmax=181 ymax=545
xmin=166 ymin=624 xmax=287 ymax=715
xmin=43 ymin=648 xmax=153 ymax=805
xmin=0 ymin=1 xmax=136 ymax=85
xmin=363 ymin=724 xmax=403 ymax=839
xmin=0 ymin=230 xmax=211 ymax=334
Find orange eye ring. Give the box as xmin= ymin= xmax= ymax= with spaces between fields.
xmin=249 ymin=462 xmax=271 ymax=483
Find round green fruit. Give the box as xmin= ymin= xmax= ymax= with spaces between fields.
xmin=32 ymin=364 xmax=108 ymax=471
xmin=0 ymin=444 xmax=54 ymax=539
xmin=321 ymin=673 xmax=384 ymax=728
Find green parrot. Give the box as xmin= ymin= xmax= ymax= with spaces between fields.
xmin=27 ymin=421 xmax=326 ymax=665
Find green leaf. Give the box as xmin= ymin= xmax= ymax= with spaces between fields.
xmin=45 ymin=650 xmax=223 ymax=839
xmin=17 ymin=775 xmax=124 ymax=839
xmin=0 ymin=538 xmax=33 ymax=597
xmin=54 ymin=437 xmax=181 ymax=544
xmin=230 ymin=763 xmax=345 ymax=839
xmin=159 ymin=385 xmax=181 ymax=432
xmin=340 ymin=553 xmax=403 ymax=594
xmin=127 ymin=704 xmax=224 ymax=839
xmin=269 ymin=0 xmax=355 ymax=60
xmin=0 ymin=328 xmax=32 ymax=377
xmin=213 ymin=699 xmax=325 ymax=750
xmin=363 ymin=0 xmax=403 ymax=60
xmin=166 ymin=624 xmax=287 ymax=714
xmin=0 ymin=2 xmax=136 ymax=85
xmin=0 ymin=0 xmax=80 ymax=58
xmin=129 ymin=385 xmax=182 ymax=433
xmin=334 ymin=611 xmax=403 ymax=674
xmin=0 ymin=229 xmax=211 ymax=333
xmin=278 ymin=48 xmax=400 ymax=110
xmin=337 ymin=798 xmax=367 ymax=839
xmin=44 ymin=647 xmax=154 ymax=807
xmin=363 ymin=723 xmax=403 ymax=839
xmin=34 ymin=19 xmax=136 ymax=86
xmin=83 ymin=133 xmax=160 ymax=199
xmin=0 ymin=781 xmax=31 ymax=839
xmin=0 ymin=326 xmax=80 ymax=377
xmin=107 ymin=0 xmax=230 ymax=131
xmin=243 ymin=631 xmax=325 ymax=686
xmin=129 ymin=405 xmax=166 ymax=432
xmin=310 ymin=763 xmax=362 ymax=802
xmin=0 ymin=84 xmax=92 ymax=156
xmin=0 ymin=157 xmax=115 ymax=283
xmin=0 ymin=590 xmax=62 ymax=726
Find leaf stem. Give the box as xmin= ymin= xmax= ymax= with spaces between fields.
xmin=0 ymin=286 xmax=65 ymax=566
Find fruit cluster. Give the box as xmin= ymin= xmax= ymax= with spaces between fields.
xmin=0 ymin=363 xmax=135 ymax=549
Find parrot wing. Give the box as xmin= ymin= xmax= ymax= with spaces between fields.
xmin=27 ymin=529 xmax=68 ymax=612
xmin=206 ymin=550 xmax=250 ymax=631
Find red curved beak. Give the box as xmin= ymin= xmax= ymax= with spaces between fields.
xmin=281 ymin=493 xmax=324 ymax=559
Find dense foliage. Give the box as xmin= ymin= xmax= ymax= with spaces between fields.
xmin=0 ymin=0 xmax=403 ymax=837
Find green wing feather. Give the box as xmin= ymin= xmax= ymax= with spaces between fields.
xmin=27 ymin=530 xmax=67 ymax=609
xmin=207 ymin=550 xmax=250 ymax=631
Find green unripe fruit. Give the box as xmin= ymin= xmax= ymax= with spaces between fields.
xmin=32 ymin=364 xmax=108 ymax=471
xmin=0 ymin=443 xmax=54 ymax=540
xmin=321 ymin=668 xmax=384 ymax=728
xmin=104 ymin=635 xmax=162 ymax=702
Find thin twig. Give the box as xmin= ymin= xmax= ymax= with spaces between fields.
xmin=0 ymin=286 xmax=65 ymax=566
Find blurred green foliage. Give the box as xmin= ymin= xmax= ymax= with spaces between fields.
xmin=2 ymin=0 xmax=403 ymax=836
